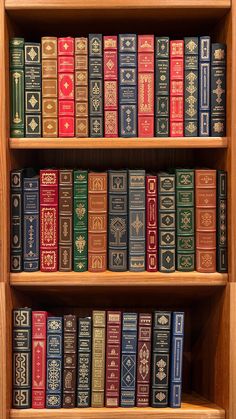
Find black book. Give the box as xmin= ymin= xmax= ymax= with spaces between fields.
xmin=11 ymin=169 xmax=24 ymax=272
xmin=211 ymin=43 xmax=226 ymax=136
xmin=89 ymin=34 xmax=103 ymax=137
xmin=217 ymin=170 xmax=228 ymax=272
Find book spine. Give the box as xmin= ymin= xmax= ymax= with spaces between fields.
xmin=63 ymin=315 xmax=77 ymax=407
xmin=121 ymin=313 xmax=138 ymax=407
xmin=211 ymin=43 xmax=226 ymax=136
xmin=11 ymin=170 xmax=24 ymax=272
xmin=176 ymin=169 xmax=195 ymax=271
xmin=155 ymin=37 xmax=169 ymax=137
xmin=196 ymin=170 xmax=216 ymax=272
xmin=77 ymin=317 xmax=92 ymax=407
xmin=199 ymin=36 xmax=211 ymax=137
xmin=151 ymin=311 xmax=171 ymax=407
xmin=25 ymin=42 xmax=41 ymax=137
xmin=169 ymin=312 xmax=185 ymax=408
xmin=58 ymin=37 xmax=75 ymax=137
xmin=104 ymin=36 xmax=118 ymax=137
xmin=119 ymin=34 xmax=137 ymax=137
xmin=136 ymin=313 xmax=152 ymax=407
xmin=42 ymin=37 xmax=58 ymax=137
xmin=10 ymin=38 xmax=25 ymax=137
xmin=105 ymin=311 xmax=122 ymax=407
xmin=75 ymin=38 xmax=89 ymax=137
xmin=32 ymin=311 xmax=47 ymax=408
xmin=12 ymin=308 xmax=32 ymax=408
xmin=23 ymin=175 xmax=40 ymax=271
xmin=40 ymin=169 xmax=58 ymax=271
xmin=170 ymin=40 xmax=184 ymax=137
xmin=88 ymin=172 xmax=107 ymax=272
xmin=158 ymin=173 xmax=176 ymax=272
xmin=217 ymin=170 xmax=227 ymax=272
xmin=146 ymin=175 xmax=158 ymax=271
xmin=46 ymin=317 xmax=63 ymax=408
xmin=128 ymin=170 xmax=146 ymax=271
xmin=184 ymin=37 xmax=198 ymax=136
xmin=89 ymin=34 xmax=103 ymax=137
xmin=91 ymin=311 xmax=106 ymax=407
xmin=108 ymin=170 xmax=128 ymax=271
xmin=138 ymin=35 xmax=154 ymax=137
xmin=73 ymin=170 xmax=88 ymax=272
xmin=59 ymin=169 xmax=73 ymax=271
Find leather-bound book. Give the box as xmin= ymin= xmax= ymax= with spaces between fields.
xmin=74 ymin=170 xmax=88 ymax=272
xmin=59 ymin=169 xmax=73 ymax=271
xmin=136 ymin=313 xmax=152 ymax=407
xmin=11 ymin=169 xmax=24 ymax=272
xmin=75 ymin=38 xmax=88 ymax=137
xmin=169 ymin=312 xmax=185 ymax=408
xmin=42 ymin=37 xmax=58 ymax=137
xmin=217 ymin=170 xmax=227 ymax=272
xmin=199 ymin=36 xmax=211 ymax=136
xmin=89 ymin=34 xmax=103 ymax=137
xmin=104 ymin=36 xmax=118 ymax=137
xmin=77 ymin=316 xmax=92 ymax=407
xmin=184 ymin=37 xmax=198 ymax=137
xmin=46 ymin=317 xmax=63 ymax=408
xmin=105 ymin=311 xmax=121 ymax=407
xmin=146 ymin=175 xmax=157 ymax=272
xmin=88 ymin=172 xmax=107 ymax=272
xmin=211 ymin=43 xmax=226 ymax=136
xmin=196 ymin=169 xmax=216 ymax=272
xmin=32 ymin=311 xmax=47 ymax=408
xmin=91 ymin=311 xmax=106 ymax=407
xmin=10 ymin=38 xmax=25 ymax=137
xmin=63 ymin=315 xmax=77 ymax=408
xmin=155 ymin=37 xmax=169 ymax=137
xmin=25 ymin=42 xmax=41 ymax=137
xmin=170 ymin=40 xmax=184 ymax=137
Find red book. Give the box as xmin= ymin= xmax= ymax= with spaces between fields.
xmin=40 ymin=169 xmax=58 ymax=271
xmin=104 ymin=36 xmax=118 ymax=137
xmin=138 ymin=35 xmax=154 ymax=137
xmin=32 ymin=311 xmax=48 ymax=408
xmin=170 ymin=40 xmax=184 ymax=137
xmin=105 ymin=311 xmax=121 ymax=407
xmin=58 ymin=37 xmax=75 ymax=137
xmin=146 ymin=175 xmax=158 ymax=271
xmin=136 ymin=313 xmax=152 ymax=407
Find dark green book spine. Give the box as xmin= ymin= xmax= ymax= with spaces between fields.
xmin=73 ymin=170 xmax=88 ymax=272
xmin=184 ymin=37 xmax=198 ymax=137
xmin=176 ymin=169 xmax=195 ymax=271
xmin=10 ymin=38 xmax=25 ymax=137
xmin=155 ymin=37 xmax=169 ymax=137
xmin=217 ymin=170 xmax=227 ymax=272
xmin=25 ymin=43 xmax=41 ymax=137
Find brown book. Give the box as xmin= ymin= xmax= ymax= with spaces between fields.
xmin=105 ymin=311 xmax=121 ymax=407
xmin=136 ymin=313 xmax=152 ymax=407
xmin=75 ymin=38 xmax=88 ymax=137
xmin=91 ymin=311 xmax=106 ymax=407
xmin=42 ymin=37 xmax=58 ymax=137
xmin=63 ymin=315 xmax=77 ymax=408
xmin=196 ymin=169 xmax=216 ymax=272
xmin=88 ymin=172 xmax=107 ymax=272
xmin=59 ymin=170 xmax=73 ymax=271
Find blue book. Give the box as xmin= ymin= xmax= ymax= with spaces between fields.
xmin=23 ymin=174 xmax=39 ymax=271
xmin=46 ymin=317 xmax=63 ymax=408
xmin=89 ymin=34 xmax=103 ymax=137
xmin=199 ymin=36 xmax=211 ymax=136
xmin=169 ymin=312 xmax=185 ymax=408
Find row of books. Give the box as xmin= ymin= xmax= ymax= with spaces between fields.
xmin=10 ymin=168 xmax=227 ymax=273
xmin=13 ymin=308 xmax=184 ymax=409
xmin=10 ymin=35 xmax=226 ymax=138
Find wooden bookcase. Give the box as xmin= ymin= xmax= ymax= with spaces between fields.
xmin=0 ymin=0 xmax=236 ymax=418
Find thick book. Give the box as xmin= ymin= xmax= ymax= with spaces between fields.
xmin=169 ymin=312 xmax=185 ymax=408
xmin=73 ymin=170 xmax=88 ymax=272
xmin=63 ymin=315 xmax=77 ymax=407
xmin=11 ymin=169 xmax=24 ymax=272
xmin=184 ymin=37 xmax=198 ymax=136
xmin=158 ymin=173 xmax=176 ymax=272
xmin=10 ymin=38 xmax=25 ymax=137
xmin=155 ymin=37 xmax=170 ymax=137
xmin=128 ymin=170 xmax=146 ymax=271
xmin=58 ymin=37 xmax=75 ymax=137
xmin=170 ymin=40 xmax=184 ymax=137
xmin=196 ymin=169 xmax=216 ymax=272
xmin=40 ymin=169 xmax=58 ymax=272
xmin=217 ymin=170 xmax=227 ymax=272
xmin=59 ymin=169 xmax=73 ymax=271
xmin=176 ymin=169 xmax=195 ymax=271
xmin=25 ymin=42 xmax=41 ymax=137
xmin=104 ymin=36 xmax=118 ymax=137
xmin=199 ymin=36 xmax=211 ymax=136
xmin=211 ymin=43 xmax=226 ymax=136
xmin=121 ymin=312 xmax=138 ymax=407
xmin=151 ymin=311 xmax=171 ymax=407
xmin=32 ymin=311 xmax=47 ymax=408
xmin=91 ymin=311 xmax=106 ymax=407
xmin=89 ymin=34 xmax=103 ymax=137
xmin=12 ymin=308 xmax=32 ymax=408
xmin=77 ymin=316 xmax=92 ymax=407
xmin=136 ymin=313 xmax=152 ymax=407
xmin=46 ymin=317 xmax=63 ymax=408
xmin=146 ymin=175 xmax=158 ymax=271
xmin=108 ymin=170 xmax=128 ymax=271
xmin=88 ymin=172 xmax=107 ymax=272
xmin=75 ymin=38 xmax=88 ymax=137
xmin=42 ymin=37 xmax=58 ymax=137
xmin=119 ymin=34 xmax=137 ymax=137
xmin=105 ymin=311 xmax=122 ymax=407
xmin=138 ymin=35 xmax=154 ymax=137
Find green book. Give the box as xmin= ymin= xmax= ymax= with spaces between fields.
xmin=74 ymin=170 xmax=88 ymax=272
xmin=10 ymin=38 xmax=25 ymax=137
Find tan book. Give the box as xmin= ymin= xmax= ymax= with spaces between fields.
xmin=91 ymin=311 xmax=106 ymax=407
xmin=42 ymin=37 xmax=58 ymax=137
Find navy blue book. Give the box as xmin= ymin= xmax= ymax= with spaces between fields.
xmin=119 ymin=34 xmax=137 ymax=137
xmin=11 ymin=169 xmax=24 ymax=272
xmin=46 ymin=317 xmax=63 ymax=408
xmin=199 ymin=36 xmax=211 ymax=136
xmin=23 ymin=174 xmax=39 ymax=271
xmin=184 ymin=37 xmax=199 ymax=137
xmin=89 ymin=34 xmax=103 ymax=137
xmin=211 ymin=43 xmax=226 ymax=136
xmin=169 ymin=312 xmax=185 ymax=408
xmin=77 ymin=317 xmax=92 ymax=407
xmin=120 ymin=313 xmax=138 ymax=407
xmin=155 ymin=37 xmax=169 ymax=137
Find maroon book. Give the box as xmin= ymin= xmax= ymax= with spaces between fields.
xmin=32 ymin=311 xmax=48 ymax=408
xmin=105 ymin=311 xmax=121 ymax=407
xmin=146 ymin=175 xmax=158 ymax=271
xmin=136 ymin=313 xmax=152 ymax=407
